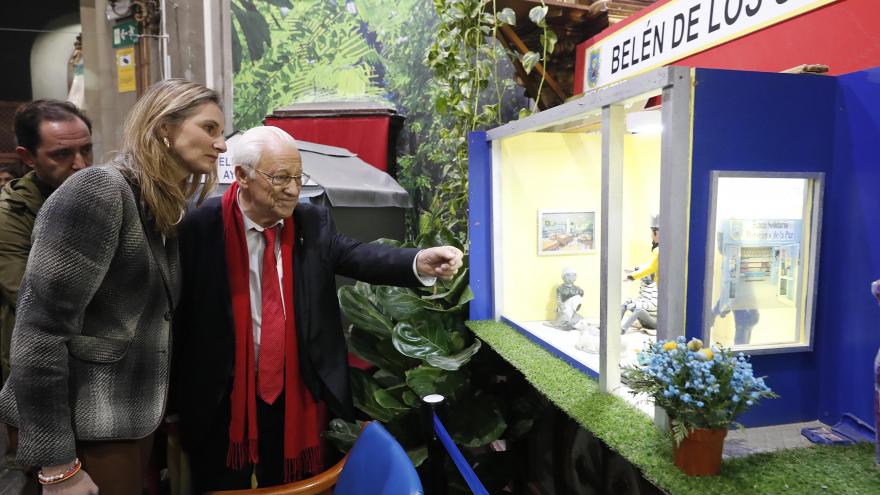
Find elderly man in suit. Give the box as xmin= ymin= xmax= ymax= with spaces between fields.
xmin=173 ymin=126 xmax=462 ymax=492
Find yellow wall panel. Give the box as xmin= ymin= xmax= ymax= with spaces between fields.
xmin=498 ymin=131 xmax=661 ymax=323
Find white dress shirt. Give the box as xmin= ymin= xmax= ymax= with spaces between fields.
xmin=239 ymin=201 xmax=285 ymax=366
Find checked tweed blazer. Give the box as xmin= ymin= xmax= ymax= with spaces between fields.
xmin=0 ymin=165 xmax=179 ymax=467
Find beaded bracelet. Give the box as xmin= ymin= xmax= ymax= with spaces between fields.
xmin=37 ymin=458 xmax=82 ymax=485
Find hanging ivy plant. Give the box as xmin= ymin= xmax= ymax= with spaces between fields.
xmin=425 ymin=0 xmax=555 ymax=237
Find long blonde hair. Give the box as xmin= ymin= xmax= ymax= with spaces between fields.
xmin=121 ymin=79 xmax=220 ymax=235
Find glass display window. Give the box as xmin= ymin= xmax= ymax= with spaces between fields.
xmin=703 ymin=173 xmax=824 ymax=353
xmin=495 ymin=120 xmax=603 ymax=373
xmin=471 ymin=66 xmax=693 ymax=421
xmin=490 ymin=86 xmax=673 ymax=414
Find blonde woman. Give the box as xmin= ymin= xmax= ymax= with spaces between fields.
xmin=0 ymin=79 xmax=226 ymax=494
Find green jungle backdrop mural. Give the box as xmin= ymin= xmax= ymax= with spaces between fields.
xmin=231 ymin=0 xmax=528 ymax=232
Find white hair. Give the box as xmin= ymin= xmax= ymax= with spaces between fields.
xmin=229 ymin=126 xmax=299 ymax=175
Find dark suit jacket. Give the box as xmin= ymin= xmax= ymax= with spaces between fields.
xmin=173 ymin=198 xmax=419 ymax=450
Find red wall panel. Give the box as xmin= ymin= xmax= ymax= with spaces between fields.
xmin=265 ymin=116 xmax=391 ymax=172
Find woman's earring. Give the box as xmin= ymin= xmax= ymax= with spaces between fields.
xmin=162 ymin=137 xmax=171 ymax=148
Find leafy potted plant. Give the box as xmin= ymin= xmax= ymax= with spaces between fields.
xmin=622 ymin=337 xmax=778 ymax=476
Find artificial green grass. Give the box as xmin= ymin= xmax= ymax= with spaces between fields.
xmin=468 ymin=320 xmax=880 ymax=495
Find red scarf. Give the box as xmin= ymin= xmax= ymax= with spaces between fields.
xmin=222 ymin=184 xmax=321 ymax=482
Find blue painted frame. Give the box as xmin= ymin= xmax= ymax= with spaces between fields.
xmin=468 ymin=131 xmax=493 ymax=320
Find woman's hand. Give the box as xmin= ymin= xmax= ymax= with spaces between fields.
xmin=42 ymin=469 xmax=99 ymax=495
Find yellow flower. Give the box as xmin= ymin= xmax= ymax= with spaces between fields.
xmin=700 ymin=349 xmax=714 ymax=361
xmin=663 ymin=342 xmax=678 ymax=352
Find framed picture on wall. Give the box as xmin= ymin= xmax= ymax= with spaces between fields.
xmin=538 ymin=210 xmax=596 ymax=256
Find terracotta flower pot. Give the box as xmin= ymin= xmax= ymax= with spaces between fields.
xmin=672 ymin=428 xmax=727 ymax=476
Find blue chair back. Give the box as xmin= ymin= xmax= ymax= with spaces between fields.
xmin=334 ymin=422 xmax=423 ymax=495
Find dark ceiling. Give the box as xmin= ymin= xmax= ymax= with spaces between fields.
xmin=0 ymin=0 xmax=81 ymax=101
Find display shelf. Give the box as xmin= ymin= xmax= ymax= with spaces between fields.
xmin=468 ymin=319 xmax=880 ymax=495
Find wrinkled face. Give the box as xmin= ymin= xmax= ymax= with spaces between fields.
xmin=17 ymin=119 xmax=92 ymax=189
xmin=166 ymin=102 xmax=226 ymax=175
xmin=237 ymin=140 xmax=303 ymax=227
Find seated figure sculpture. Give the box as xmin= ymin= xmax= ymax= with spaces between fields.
xmin=621 ymin=216 xmax=659 ymax=335
xmin=546 ymin=268 xmax=585 ymax=331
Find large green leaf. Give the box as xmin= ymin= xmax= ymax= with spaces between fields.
xmin=348 ymin=326 xmax=391 ymax=371
xmin=375 ymin=286 xmax=435 ymax=321
xmin=405 ymin=365 xmax=468 ymax=400
xmin=425 ymin=340 xmax=481 ymax=371
xmin=416 ymin=227 xmax=464 ymax=251
xmin=348 ymin=327 xmax=414 ymax=376
xmin=423 ymin=267 xmax=469 ymax=304
xmin=445 ymin=395 xmax=507 ymax=448
xmin=406 ymin=446 xmax=428 ymax=467
xmin=349 ymin=368 xmax=406 ymax=422
xmin=448 ymin=330 xmax=466 ymax=353
xmin=231 ymin=1 xmax=271 ymax=62
xmin=373 ymin=368 xmax=404 ymax=388
xmin=322 ymin=418 xmax=362 ymax=453
xmin=374 ymin=387 xmax=410 ymax=417
xmin=339 ymin=284 xmax=394 ymax=337
xmin=392 ymin=321 xmax=451 ymax=359
xmin=456 ymin=286 xmax=475 ymax=307
xmin=378 ymin=337 xmax=420 ymax=375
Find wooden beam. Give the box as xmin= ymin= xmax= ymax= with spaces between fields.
xmin=499 ymin=24 xmax=568 ymax=102
xmin=494 ymin=32 xmax=543 ymax=102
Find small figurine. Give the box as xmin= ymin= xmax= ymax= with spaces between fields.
xmin=621 ymin=215 xmax=659 ymax=335
xmin=546 ymin=268 xmax=585 ymax=331
xmin=872 ymin=278 xmax=880 ymax=466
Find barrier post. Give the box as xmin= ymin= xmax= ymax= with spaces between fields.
xmin=421 ymin=394 xmax=447 ymax=495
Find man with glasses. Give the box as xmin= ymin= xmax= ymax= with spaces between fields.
xmin=173 ymin=126 xmax=463 ymax=491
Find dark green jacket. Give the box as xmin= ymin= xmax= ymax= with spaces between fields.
xmin=0 ymin=171 xmax=52 ymax=382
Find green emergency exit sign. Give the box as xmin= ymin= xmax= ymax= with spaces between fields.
xmin=112 ymin=20 xmax=139 ymax=48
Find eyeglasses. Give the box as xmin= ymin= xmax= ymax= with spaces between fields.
xmin=253 ymin=168 xmax=310 ymax=188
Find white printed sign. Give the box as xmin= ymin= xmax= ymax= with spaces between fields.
xmin=582 ymin=0 xmax=837 ymax=90
xmin=218 ymin=153 xmax=235 ymax=184
xmin=729 ymin=219 xmax=798 ymax=243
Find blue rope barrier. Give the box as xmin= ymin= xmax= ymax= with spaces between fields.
xmin=432 ymin=412 xmax=489 ymax=495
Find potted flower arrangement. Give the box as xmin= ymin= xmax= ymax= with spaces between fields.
xmin=622 ymin=337 xmax=777 ymax=476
